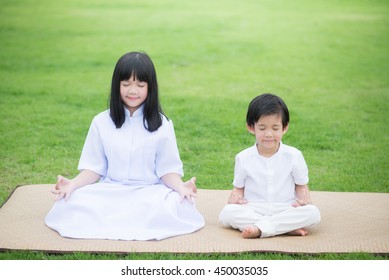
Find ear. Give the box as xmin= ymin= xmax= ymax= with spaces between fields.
xmin=246 ymin=123 xmax=255 ymax=135
xmin=282 ymin=124 xmax=289 ymax=135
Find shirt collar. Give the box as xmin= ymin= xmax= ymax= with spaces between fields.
xmin=124 ymin=104 xmax=145 ymax=118
xmin=254 ymin=141 xmax=284 ymax=158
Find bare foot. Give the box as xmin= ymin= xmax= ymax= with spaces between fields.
xmin=286 ymin=228 xmax=308 ymax=236
xmin=242 ymin=225 xmax=261 ymax=239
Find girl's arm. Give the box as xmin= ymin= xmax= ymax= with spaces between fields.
xmin=51 ymin=169 xmax=101 ymax=201
xmin=293 ymin=184 xmax=312 ymax=207
xmin=161 ymin=173 xmax=197 ymax=203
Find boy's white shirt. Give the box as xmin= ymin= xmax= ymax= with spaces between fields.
xmin=233 ymin=142 xmax=308 ymax=204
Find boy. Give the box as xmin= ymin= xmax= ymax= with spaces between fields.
xmin=219 ymin=93 xmax=320 ymax=238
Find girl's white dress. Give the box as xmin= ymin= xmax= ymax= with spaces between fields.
xmin=45 ymin=107 xmax=205 ymax=240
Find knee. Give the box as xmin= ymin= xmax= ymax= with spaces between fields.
xmin=305 ymin=204 xmax=321 ymax=226
xmin=219 ymin=204 xmax=241 ymax=226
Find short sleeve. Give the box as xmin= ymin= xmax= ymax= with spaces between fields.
xmin=292 ymin=152 xmax=309 ymax=185
xmin=233 ymin=155 xmax=246 ymax=188
xmin=77 ymin=117 xmax=108 ymax=177
xmin=155 ymin=119 xmax=184 ymax=178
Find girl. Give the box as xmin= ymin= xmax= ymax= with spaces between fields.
xmin=45 ymin=52 xmax=205 ymax=240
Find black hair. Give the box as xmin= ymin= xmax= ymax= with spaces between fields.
xmin=109 ymin=51 xmax=163 ymax=132
xmin=246 ymin=93 xmax=289 ymax=128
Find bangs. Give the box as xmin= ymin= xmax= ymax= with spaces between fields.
xmin=119 ymin=56 xmax=151 ymax=82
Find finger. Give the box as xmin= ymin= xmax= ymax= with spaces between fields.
xmin=181 ymin=195 xmax=188 ymax=203
xmin=182 ymin=193 xmax=195 ymax=204
xmin=55 ymin=175 xmax=63 ymax=190
xmin=190 ymin=191 xmax=197 ymax=198
xmin=292 ymin=201 xmax=302 ymax=207
xmin=51 ymin=189 xmax=61 ymax=196
xmin=64 ymin=192 xmax=71 ymax=202
xmin=186 ymin=194 xmax=194 ymax=204
xmin=190 ymin=177 xmax=198 ymax=192
xmin=238 ymin=199 xmax=247 ymax=205
xmin=55 ymin=192 xmax=64 ymax=201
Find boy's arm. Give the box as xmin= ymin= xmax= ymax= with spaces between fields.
xmin=293 ymin=184 xmax=312 ymax=207
xmin=227 ymin=187 xmax=247 ymax=204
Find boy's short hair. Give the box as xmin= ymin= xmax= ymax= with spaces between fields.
xmin=246 ymin=93 xmax=290 ymax=128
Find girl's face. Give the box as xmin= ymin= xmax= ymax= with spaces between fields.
xmin=247 ymin=114 xmax=288 ymax=157
xmin=120 ymin=75 xmax=148 ymax=115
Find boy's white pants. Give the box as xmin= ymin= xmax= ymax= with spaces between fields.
xmin=219 ymin=202 xmax=321 ymax=238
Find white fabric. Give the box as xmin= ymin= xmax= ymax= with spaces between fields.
xmin=219 ymin=142 xmax=320 ymax=238
xmin=233 ymin=142 xmax=309 ymax=204
xmin=78 ymin=106 xmax=183 ymax=184
xmin=45 ymin=106 xmax=204 ymax=240
xmin=219 ymin=203 xmax=321 ymax=238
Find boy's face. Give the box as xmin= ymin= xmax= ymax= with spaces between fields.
xmin=247 ymin=114 xmax=288 ymax=157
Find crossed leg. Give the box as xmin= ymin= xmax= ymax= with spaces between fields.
xmin=242 ymin=225 xmax=308 ymax=239
xmin=220 ymin=203 xmax=320 ymax=239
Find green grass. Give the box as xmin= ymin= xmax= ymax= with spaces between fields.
xmin=0 ymin=251 xmax=387 ymax=261
xmin=0 ymin=0 xmax=388 ymax=260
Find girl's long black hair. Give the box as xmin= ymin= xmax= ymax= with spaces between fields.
xmin=109 ymin=51 xmax=164 ymax=132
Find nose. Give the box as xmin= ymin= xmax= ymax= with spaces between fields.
xmin=265 ymin=130 xmax=273 ymax=137
xmin=128 ymin=88 xmax=137 ymax=94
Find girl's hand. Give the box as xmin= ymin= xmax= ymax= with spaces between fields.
xmin=178 ymin=177 xmax=198 ymax=203
xmin=51 ymin=175 xmax=77 ymax=201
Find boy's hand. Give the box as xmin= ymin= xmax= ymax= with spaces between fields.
xmin=228 ymin=188 xmax=247 ymax=204
xmin=293 ymin=185 xmax=312 ymax=207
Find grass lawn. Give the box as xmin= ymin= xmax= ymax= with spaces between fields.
xmin=0 ymin=0 xmax=388 ymax=260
